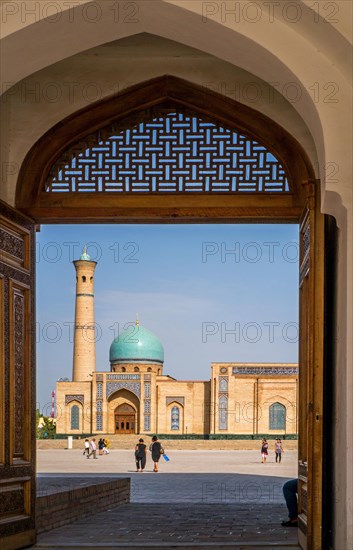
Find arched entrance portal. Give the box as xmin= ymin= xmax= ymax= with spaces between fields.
xmin=1 ymin=76 xmax=326 ymax=550
xmin=114 ymin=404 xmax=136 ymax=434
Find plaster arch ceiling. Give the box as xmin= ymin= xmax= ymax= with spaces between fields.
xmin=1 ymin=0 xmax=351 ymax=86
xmin=3 ymin=33 xmax=318 ymax=174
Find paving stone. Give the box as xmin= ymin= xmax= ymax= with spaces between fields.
xmin=33 ymin=449 xmax=300 ymax=549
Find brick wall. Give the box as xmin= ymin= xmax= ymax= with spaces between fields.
xmin=36 ymin=478 xmax=130 ymax=534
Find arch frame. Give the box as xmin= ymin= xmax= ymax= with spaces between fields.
xmin=168 ymin=402 xmax=184 ymax=433
xmin=269 ymin=401 xmax=286 ymax=431
xmin=16 ymin=75 xmax=314 ymax=224
xmin=70 ymin=403 xmax=80 ymax=431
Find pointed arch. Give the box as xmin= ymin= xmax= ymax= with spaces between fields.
xmin=16 ymin=76 xmax=313 ymax=223
xmin=70 ymin=404 xmax=80 ymax=430
xmin=269 ymin=402 xmax=286 ymax=430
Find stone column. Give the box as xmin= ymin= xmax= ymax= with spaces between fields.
xmin=72 ymin=249 xmax=97 ymax=381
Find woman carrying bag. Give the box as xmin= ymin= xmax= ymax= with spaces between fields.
xmin=135 ymin=438 xmax=147 ymax=472
xmin=149 ymin=435 xmax=164 ymax=472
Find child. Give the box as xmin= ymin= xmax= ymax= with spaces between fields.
xmin=275 ymin=438 xmax=284 ymax=463
xmin=83 ymin=438 xmax=89 ymax=457
xmin=261 ymin=438 xmax=269 ymax=463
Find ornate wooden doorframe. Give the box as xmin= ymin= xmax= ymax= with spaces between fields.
xmin=8 ymin=76 xmax=325 ymax=549
xmin=0 ymin=201 xmax=36 ymax=550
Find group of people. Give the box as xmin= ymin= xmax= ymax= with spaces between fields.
xmin=134 ymin=435 xmax=165 ymax=472
xmin=83 ymin=437 xmax=110 ymax=459
xmin=260 ymin=438 xmax=284 ymax=463
xmin=83 ymin=433 xmax=297 ymax=527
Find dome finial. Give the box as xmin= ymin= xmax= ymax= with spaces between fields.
xmin=80 ymin=245 xmax=91 ymax=261
xmin=136 ymin=313 xmax=139 ymax=326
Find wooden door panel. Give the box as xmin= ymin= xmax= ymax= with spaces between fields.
xmin=115 ymin=414 xmax=135 ymax=434
xmin=298 ymin=183 xmax=324 ymax=550
xmin=0 ymin=202 xmax=36 ymax=550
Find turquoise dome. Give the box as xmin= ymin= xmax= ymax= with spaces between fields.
xmin=110 ymin=324 xmax=164 ymax=364
xmin=80 ymin=245 xmax=91 ymax=261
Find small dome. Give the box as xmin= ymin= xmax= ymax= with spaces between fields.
xmin=110 ymin=324 xmax=164 ymax=364
xmin=80 ymin=245 xmax=91 ymax=261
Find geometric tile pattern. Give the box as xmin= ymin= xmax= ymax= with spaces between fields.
xmin=47 ymin=111 xmax=290 ymax=194
xmin=232 ymin=366 xmax=298 ymax=375
xmin=106 ymin=381 xmax=141 ymax=399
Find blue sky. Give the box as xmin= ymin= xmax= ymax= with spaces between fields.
xmin=36 ymin=224 xmax=299 ymax=414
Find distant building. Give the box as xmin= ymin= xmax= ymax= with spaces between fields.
xmin=56 ymin=250 xmax=297 ymax=435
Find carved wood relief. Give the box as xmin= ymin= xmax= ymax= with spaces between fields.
xmin=0 ymin=275 xmax=4 ymax=465
xmin=0 ymin=203 xmax=35 ymax=547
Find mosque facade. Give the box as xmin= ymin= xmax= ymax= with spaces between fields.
xmin=56 ymin=251 xmax=298 ymax=436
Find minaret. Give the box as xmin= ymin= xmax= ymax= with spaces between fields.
xmin=72 ymin=246 xmax=97 ymax=381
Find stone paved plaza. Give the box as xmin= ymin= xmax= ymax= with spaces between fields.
xmin=34 ymin=450 xmax=299 ymax=548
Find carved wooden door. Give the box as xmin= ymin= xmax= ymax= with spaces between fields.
xmin=115 ymin=403 xmax=136 ymax=434
xmin=298 ymin=182 xmax=325 ymax=550
xmin=0 ymin=201 xmax=36 ymax=550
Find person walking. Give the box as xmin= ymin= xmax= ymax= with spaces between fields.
xmin=103 ymin=438 xmax=110 ymax=454
xmin=135 ymin=438 xmax=147 ymax=472
xmin=275 ymin=438 xmax=284 ymax=463
xmin=149 ymin=435 xmax=164 ymax=472
xmin=261 ymin=438 xmax=269 ymax=463
xmin=82 ymin=438 xmax=90 ymax=457
xmin=98 ymin=438 xmax=105 ymax=455
xmin=87 ymin=438 xmax=97 ymax=459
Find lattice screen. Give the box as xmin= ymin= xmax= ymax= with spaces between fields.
xmin=47 ymin=111 xmax=290 ymax=194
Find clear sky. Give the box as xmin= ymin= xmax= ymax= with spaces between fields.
xmin=36 ymin=224 xmax=299 ymax=414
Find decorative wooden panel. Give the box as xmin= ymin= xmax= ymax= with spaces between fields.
xmin=9 ymin=282 xmax=31 ymax=462
xmin=300 ymin=214 xmax=311 ymax=287
xmin=46 ymin=110 xmax=290 ymax=195
xmin=0 ymin=202 xmax=36 ymax=549
xmin=298 ymin=183 xmax=325 ymax=550
xmin=0 ymin=217 xmax=30 ymax=271
xmin=0 ymin=276 xmax=4 ymax=465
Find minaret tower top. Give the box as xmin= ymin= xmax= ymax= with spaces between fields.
xmin=72 ymin=247 xmax=97 ymax=382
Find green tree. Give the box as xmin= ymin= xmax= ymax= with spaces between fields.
xmin=37 ymin=415 xmax=56 ymax=439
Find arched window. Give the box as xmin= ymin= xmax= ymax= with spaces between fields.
xmin=71 ymin=405 xmax=79 ymax=430
xmin=121 ymin=366 xmax=126 ymax=372
xmin=171 ymin=406 xmax=180 ymax=430
xmin=147 ymin=367 xmax=152 ymax=372
xmin=219 ymin=395 xmax=228 ymax=430
xmin=134 ymin=366 xmax=140 ymax=372
xmin=269 ymin=402 xmax=286 ymax=430
xmin=82 ymin=275 xmax=86 ymax=282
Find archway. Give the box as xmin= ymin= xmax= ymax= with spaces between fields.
xmin=1 ymin=77 xmax=326 ymax=550
xmin=107 ymin=388 xmax=140 ymax=434
xmin=114 ymin=404 xmax=136 ymax=434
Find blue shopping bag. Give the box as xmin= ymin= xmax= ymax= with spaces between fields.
xmin=162 ymin=453 xmax=170 ymax=462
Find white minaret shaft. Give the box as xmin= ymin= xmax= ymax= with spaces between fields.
xmin=72 ymin=247 xmax=97 ymax=381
